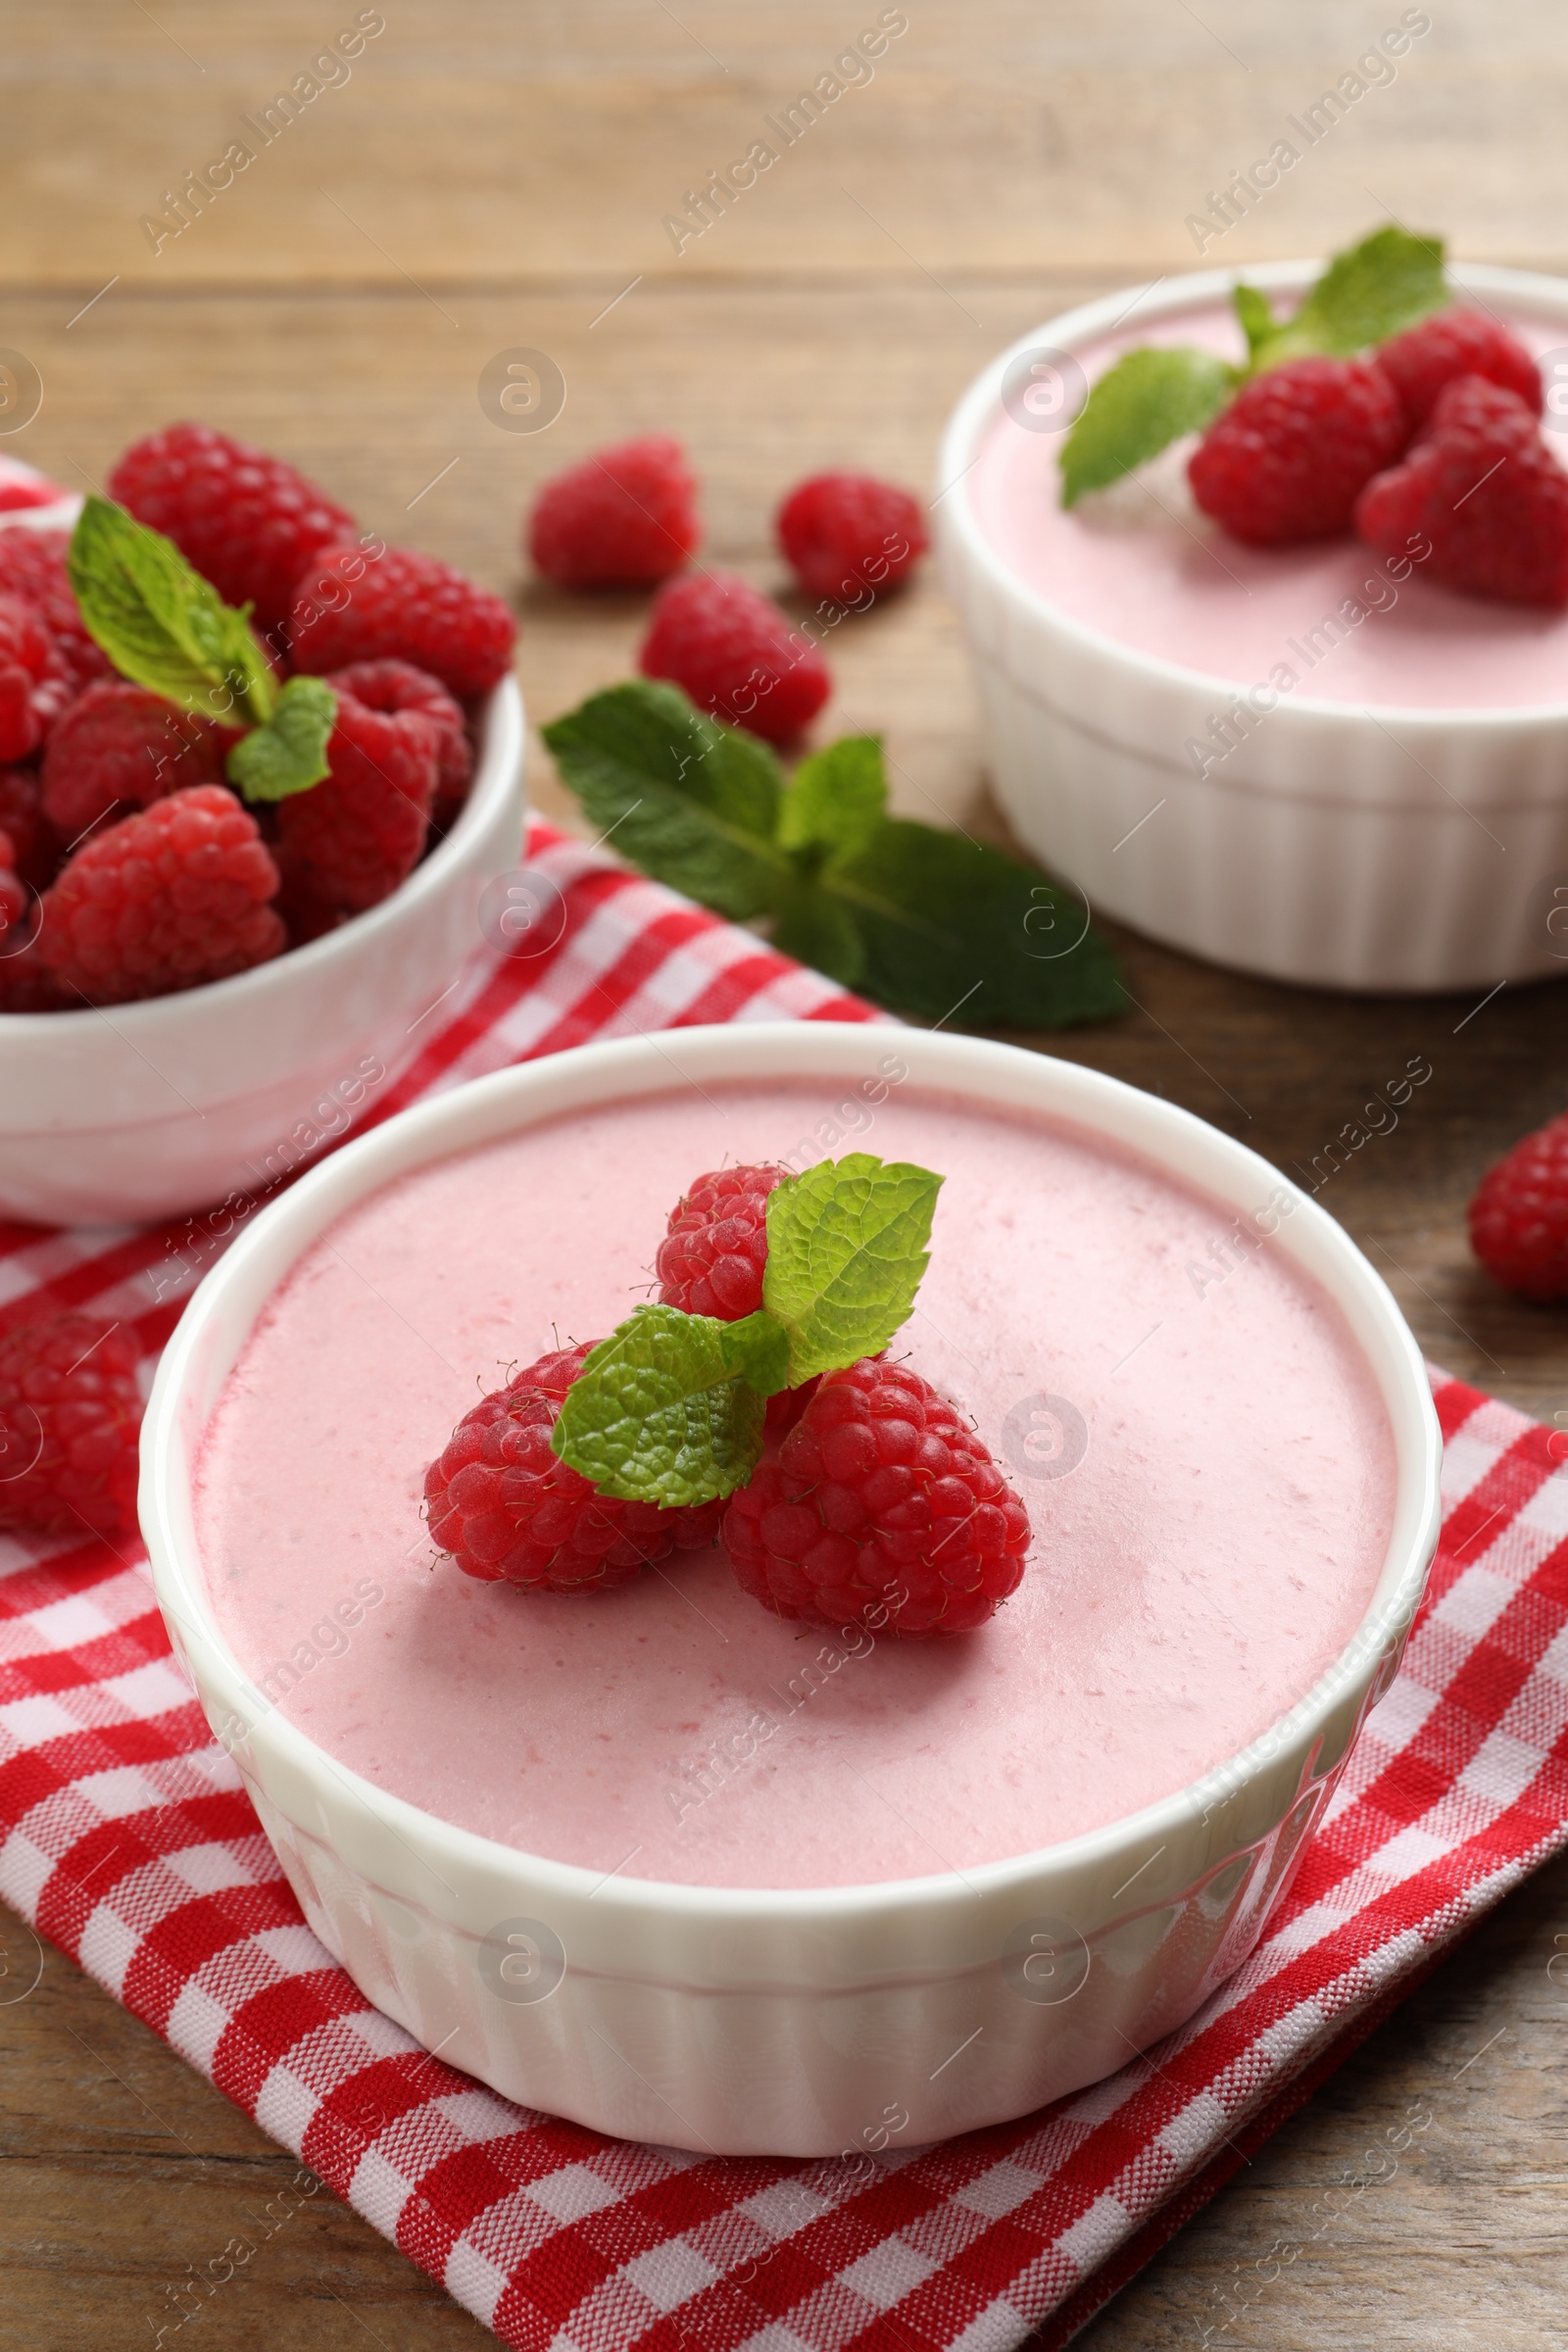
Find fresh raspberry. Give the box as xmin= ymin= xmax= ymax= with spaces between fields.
xmin=0 ymin=764 xmax=58 ymax=889
xmin=0 ymin=594 xmax=70 ymax=760
xmin=287 ymin=543 xmax=516 ymax=698
xmin=272 ymin=677 xmax=441 ymax=935
xmin=1378 ymin=308 xmax=1542 ymax=430
xmin=108 ymin=421 xmax=358 ymax=636
xmin=425 ymin=1342 xmax=723 ymax=1591
xmin=41 ymin=682 xmax=230 ymax=842
xmin=0 ymin=1313 xmax=143 ymax=1538
xmin=37 ymin=784 xmax=284 ymax=1004
xmin=776 ymin=471 xmax=928 ymax=604
xmin=322 ymin=658 xmax=471 ymax=821
xmin=0 ymin=529 xmax=112 ymax=701
xmin=1189 ymin=358 xmax=1406 ymax=546
xmin=639 ymin=569 xmax=831 ymax=743
xmin=1468 ymin=1113 xmax=1568 ymax=1299
xmin=657 ymin=1164 xmax=783 ymax=1319
xmin=721 ymin=1358 xmax=1032 ymax=1637
xmin=0 ymin=828 xmax=57 ymax=1012
xmin=0 ymin=457 xmax=67 ymax=513
xmin=529 ymin=434 xmax=701 ymax=590
xmin=0 ymin=828 xmax=26 ymax=936
xmin=1356 ymin=375 xmax=1568 ymax=607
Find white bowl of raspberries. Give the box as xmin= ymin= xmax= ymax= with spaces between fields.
xmin=0 ymin=424 xmax=524 ymax=1226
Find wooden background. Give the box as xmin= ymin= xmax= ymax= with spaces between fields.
xmin=4 ymin=2 xmax=1568 ymax=2343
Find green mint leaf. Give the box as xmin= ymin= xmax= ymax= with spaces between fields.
xmin=68 ymin=494 xmax=276 ymax=726
xmin=808 ymin=818 xmax=1125 ymax=1029
xmin=716 ymin=1308 xmax=792 ymax=1398
xmin=770 ymin=878 xmax=867 ymax=989
xmin=1059 ymin=346 xmax=1237 ymax=505
xmin=1250 ymin=226 xmax=1446 ymax=368
xmin=1232 ymin=282 xmax=1277 ymax=365
xmin=541 ymin=680 xmax=792 ymax=921
xmin=225 ymin=675 xmax=337 ymax=802
xmin=778 ymin=735 xmax=887 ymax=865
xmin=551 ymin=1303 xmax=764 ymax=1507
xmin=763 ymin=1152 xmax=942 ymax=1384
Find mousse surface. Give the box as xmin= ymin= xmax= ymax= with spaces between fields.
xmin=195 ymin=1076 xmax=1397 ymax=1888
xmin=971 ymin=298 xmax=1568 ymax=708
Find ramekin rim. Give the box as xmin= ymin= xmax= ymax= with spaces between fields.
xmin=937 ymin=258 xmax=1568 ymax=727
xmin=141 ymin=1021 xmax=1443 ymax=1927
xmin=0 ymin=672 xmax=525 ymax=1035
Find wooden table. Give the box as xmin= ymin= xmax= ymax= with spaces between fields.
xmin=5 ymin=5 xmax=1568 ymax=2343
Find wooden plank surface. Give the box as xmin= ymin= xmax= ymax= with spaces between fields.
xmin=3 ymin=4 xmax=1568 ymax=2346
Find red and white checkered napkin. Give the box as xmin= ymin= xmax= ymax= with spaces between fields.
xmin=3 ymin=820 xmax=1567 ymax=2351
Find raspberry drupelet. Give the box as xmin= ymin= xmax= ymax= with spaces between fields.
xmin=425 ymin=1342 xmax=724 ymax=1592
xmin=721 ymin=1357 xmax=1033 ymax=1636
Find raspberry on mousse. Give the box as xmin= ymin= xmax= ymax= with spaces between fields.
xmin=1355 ymin=374 xmax=1568 ymax=608
xmin=1377 ymin=307 xmax=1543 ymax=429
xmin=1189 ymin=356 xmax=1407 ymax=546
xmin=721 ymin=1357 xmax=1033 ymax=1638
xmin=425 ymin=1342 xmax=723 ymax=1591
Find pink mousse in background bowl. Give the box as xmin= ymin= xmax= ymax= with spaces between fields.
xmin=141 ymin=1023 xmax=1441 ymax=2157
xmin=937 ymin=260 xmax=1568 ymax=994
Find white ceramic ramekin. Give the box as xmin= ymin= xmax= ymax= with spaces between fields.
xmin=141 ymin=1023 xmax=1442 ymax=2158
xmin=937 ymin=261 xmax=1568 ymax=993
xmin=0 ymin=676 xmax=524 ymax=1225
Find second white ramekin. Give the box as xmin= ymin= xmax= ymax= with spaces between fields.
xmin=0 ymin=676 xmax=525 ymax=1225
xmin=140 ymin=1023 xmax=1442 ymax=2157
xmin=937 ymin=261 xmax=1568 ymax=994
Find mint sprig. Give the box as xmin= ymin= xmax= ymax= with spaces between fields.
xmin=225 ymin=674 xmax=338 ymax=800
xmin=542 ymin=682 xmax=1124 ymax=1030
xmin=552 ymin=1152 xmax=944 ymax=1504
xmin=69 ymin=494 xmax=277 ymax=727
xmin=1058 ymin=225 xmax=1446 ymax=506
xmin=762 ymin=1151 xmax=940 ymax=1384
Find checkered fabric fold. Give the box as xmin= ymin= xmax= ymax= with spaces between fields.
xmin=2 ymin=821 xmax=1565 ymax=2351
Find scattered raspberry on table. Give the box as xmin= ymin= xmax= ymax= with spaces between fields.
xmin=1356 ymin=374 xmax=1568 ymax=607
xmin=721 ymin=1357 xmax=1033 ymax=1636
xmin=289 ymin=542 xmax=516 ymax=698
xmin=529 ymin=433 xmax=701 ymax=589
xmin=776 ymin=470 xmax=928 ymax=604
xmin=1469 ymin=1111 xmax=1568 ymax=1300
xmin=0 ymin=1313 xmax=144 ymax=1539
xmin=109 ymin=421 xmax=359 ymax=638
xmin=36 ymin=783 xmax=284 ymax=1004
xmin=1189 ymin=356 xmax=1407 ymax=546
xmin=425 ymin=1342 xmax=724 ymax=1590
xmin=639 ymin=568 xmax=830 ymax=743
xmin=1377 ymin=307 xmax=1543 ymax=429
